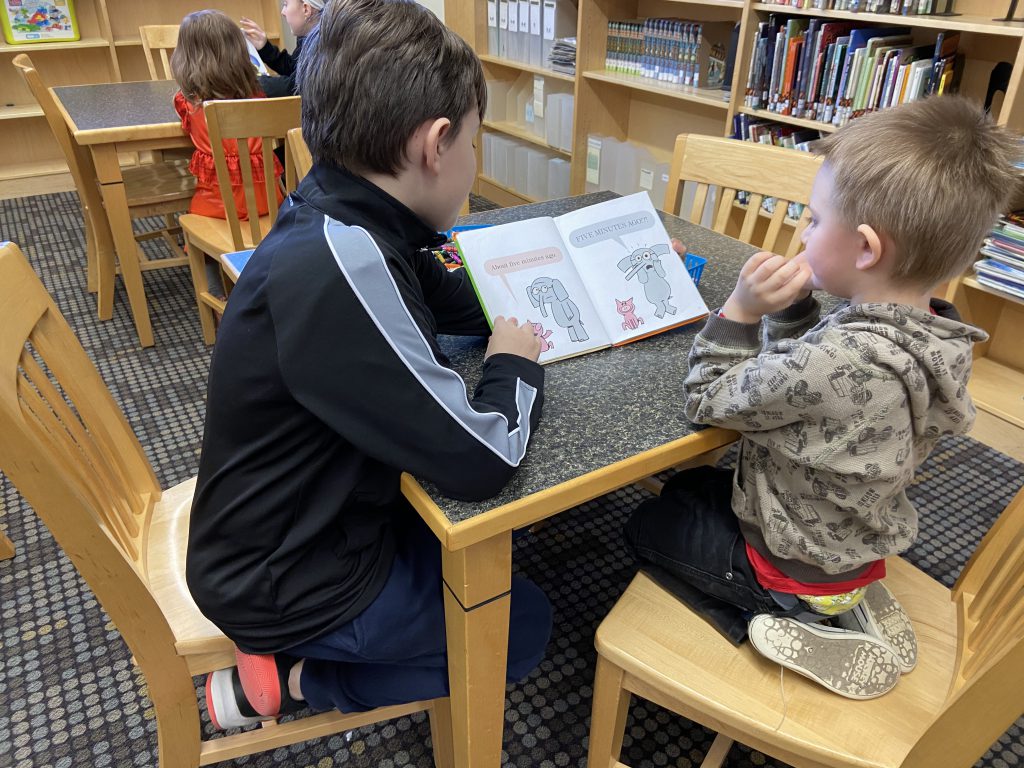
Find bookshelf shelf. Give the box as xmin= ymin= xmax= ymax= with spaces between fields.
xmin=0 ymin=37 xmax=112 ymax=53
xmin=0 ymin=105 xmax=45 ymax=121
xmin=968 ymin=358 xmax=1024 ymax=428
xmin=482 ymin=120 xmax=573 ymax=157
xmin=750 ymin=3 xmax=1024 ymax=37
xmin=478 ymin=54 xmax=577 ymax=82
xmin=583 ymin=70 xmax=732 ymax=109
xmin=477 ymin=175 xmax=537 ymax=206
xmin=737 ymin=105 xmax=839 ymax=132
xmin=963 ymin=275 xmax=1024 ymax=307
xmin=668 ymin=0 xmax=745 ymax=7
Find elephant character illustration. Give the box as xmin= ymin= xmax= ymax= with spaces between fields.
xmin=526 ymin=276 xmax=589 ymax=342
xmin=616 ymin=244 xmax=677 ymax=319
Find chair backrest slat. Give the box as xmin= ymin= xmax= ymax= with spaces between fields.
xmin=663 ymin=134 xmax=821 ymax=254
xmin=286 ymin=127 xmax=313 ymax=187
xmin=902 ymin=485 xmax=1024 ymax=768
xmin=203 ymin=97 xmax=302 ymax=251
xmin=139 ymin=25 xmax=179 ymax=80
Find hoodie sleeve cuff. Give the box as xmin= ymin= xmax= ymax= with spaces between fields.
xmin=701 ymin=310 xmax=761 ymax=350
xmin=766 ymin=292 xmax=818 ymax=324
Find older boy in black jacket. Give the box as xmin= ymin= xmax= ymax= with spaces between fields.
xmin=191 ymin=0 xmax=551 ymax=727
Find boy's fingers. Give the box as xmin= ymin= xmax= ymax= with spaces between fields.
xmin=751 ymin=254 xmax=786 ymax=282
xmin=670 ymin=238 xmax=687 ymax=256
xmin=741 ymin=251 xmax=775 ymax=276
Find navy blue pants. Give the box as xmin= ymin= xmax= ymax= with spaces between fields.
xmin=289 ymin=507 xmax=552 ymax=713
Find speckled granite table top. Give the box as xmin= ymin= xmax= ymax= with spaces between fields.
xmin=53 ymin=80 xmax=181 ymax=134
xmin=412 ymin=192 xmax=759 ymax=525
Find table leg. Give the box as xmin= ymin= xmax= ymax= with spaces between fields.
xmin=0 ymin=530 xmax=14 ymax=561
xmin=442 ymin=531 xmax=512 ymax=768
xmin=91 ymin=145 xmax=154 ymax=347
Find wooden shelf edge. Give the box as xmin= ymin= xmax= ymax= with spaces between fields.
xmin=668 ymin=0 xmax=743 ymax=6
xmin=751 ymin=3 xmax=1024 ymax=37
xmin=0 ymin=158 xmax=69 ymax=181
xmin=482 ymin=120 xmax=573 ymax=157
xmin=582 ymin=70 xmax=732 ymax=109
xmin=737 ymin=105 xmax=839 ymax=133
xmin=969 ymin=358 xmax=1024 ymax=429
xmin=963 ymin=275 xmax=1024 ymax=307
xmin=0 ymin=105 xmax=44 ymax=121
xmin=476 ymin=174 xmax=537 ymax=206
xmin=479 ymin=54 xmax=577 ymax=82
xmin=0 ymin=37 xmax=111 ymax=52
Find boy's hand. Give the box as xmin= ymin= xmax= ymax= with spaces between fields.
xmin=485 ymin=316 xmax=542 ymax=362
xmin=722 ymin=251 xmax=813 ymax=324
xmin=240 ymin=17 xmax=268 ymax=48
xmin=671 ymin=238 xmax=687 ymax=259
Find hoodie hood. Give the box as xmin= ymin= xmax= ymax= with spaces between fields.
xmin=826 ymin=299 xmax=987 ymax=441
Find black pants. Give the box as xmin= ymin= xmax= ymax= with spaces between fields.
xmin=625 ymin=465 xmax=807 ymax=645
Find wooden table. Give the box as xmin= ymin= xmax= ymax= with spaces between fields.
xmin=402 ymin=192 xmax=755 ymax=767
xmin=52 ymin=80 xmax=192 ymax=348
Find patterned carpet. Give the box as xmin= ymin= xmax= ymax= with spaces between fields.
xmin=1 ymin=191 xmax=1023 ymax=768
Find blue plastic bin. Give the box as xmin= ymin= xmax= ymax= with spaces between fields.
xmin=685 ymin=253 xmax=706 ymax=286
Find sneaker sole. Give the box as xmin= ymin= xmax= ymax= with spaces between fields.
xmin=206 ymin=669 xmax=265 ymax=730
xmin=858 ymin=582 xmax=918 ymax=674
xmin=749 ymin=616 xmax=901 ymax=700
xmin=235 ymin=649 xmax=283 ymax=717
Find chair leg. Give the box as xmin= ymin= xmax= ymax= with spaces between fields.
xmin=83 ymin=204 xmax=98 ymax=294
xmin=0 ymin=530 xmax=15 ymax=561
xmin=586 ymin=655 xmax=632 ymax=768
xmin=428 ymin=697 xmax=456 ymax=768
xmin=184 ymin=233 xmax=218 ymax=345
xmin=700 ymin=733 xmax=735 ymax=768
xmin=138 ymin=657 xmax=203 ymax=768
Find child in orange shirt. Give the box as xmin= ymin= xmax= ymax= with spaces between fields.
xmin=170 ymin=9 xmax=283 ymax=221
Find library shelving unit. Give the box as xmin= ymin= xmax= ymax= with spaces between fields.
xmin=0 ymin=0 xmax=282 ymax=182
xmin=445 ymin=0 xmax=1024 ymax=425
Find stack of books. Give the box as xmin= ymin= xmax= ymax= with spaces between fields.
xmin=745 ymin=19 xmax=963 ymax=127
xmin=606 ymin=19 xmax=734 ymax=90
xmin=976 ymin=214 xmax=1024 ymax=300
xmin=548 ymin=37 xmax=576 ymax=75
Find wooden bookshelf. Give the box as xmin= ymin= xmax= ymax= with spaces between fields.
xmin=0 ymin=0 xmax=282 ymax=181
xmin=737 ymin=105 xmax=839 ymax=132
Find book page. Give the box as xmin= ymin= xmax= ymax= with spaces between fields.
xmin=552 ymin=192 xmax=708 ymax=345
xmin=455 ymin=217 xmax=611 ymax=364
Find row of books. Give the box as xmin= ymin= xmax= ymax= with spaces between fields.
xmin=977 ymin=214 xmax=1024 ymax=300
xmin=745 ymin=18 xmax=963 ymax=127
xmin=485 ymin=0 xmax=577 ymax=70
xmin=731 ymin=113 xmax=823 ymax=219
xmin=773 ymin=0 xmax=945 ymax=14
xmin=605 ymin=20 xmax=735 ymax=90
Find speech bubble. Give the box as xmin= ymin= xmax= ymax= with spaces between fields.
xmin=567 ymin=211 xmax=655 ymax=250
xmin=484 ymin=247 xmax=564 ymax=300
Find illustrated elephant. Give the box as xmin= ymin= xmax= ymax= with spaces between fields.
xmin=616 ymin=244 xmax=677 ymax=319
xmin=526 ymin=276 xmax=589 ymax=342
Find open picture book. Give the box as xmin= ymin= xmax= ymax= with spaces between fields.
xmin=455 ymin=192 xmax=709 ymax=364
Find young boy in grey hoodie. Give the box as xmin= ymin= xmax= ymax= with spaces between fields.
xmin=625 ymin=96 xmax=1021 ymax=699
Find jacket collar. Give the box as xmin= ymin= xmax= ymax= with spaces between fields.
xmin=296 ymin=163 xmax=446 ymax=254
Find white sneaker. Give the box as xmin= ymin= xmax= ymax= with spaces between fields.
xmin=748 ymin=614 xmax=901 ymax=700
xmin=833 ymin=581 xmax=917 ymax=674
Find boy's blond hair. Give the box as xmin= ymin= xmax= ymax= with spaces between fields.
xmin=818 ymin=96 xmax=1022 ymax=287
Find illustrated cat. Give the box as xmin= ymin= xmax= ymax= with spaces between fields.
xmin=616 ymin=297 xmax=643 ymax=331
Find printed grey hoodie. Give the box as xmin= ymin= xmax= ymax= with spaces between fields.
xmin=684 ymin=294 xmax=987 ymax=581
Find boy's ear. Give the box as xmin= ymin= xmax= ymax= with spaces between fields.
xmin=420 ymin=117 xmax=453 ymax=175
xmin=855 ymin=223 xmax=884 ymax=272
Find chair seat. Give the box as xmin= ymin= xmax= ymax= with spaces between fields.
xmin=179 ymin=212 xmax=275 ymax=258
xmin=146 ymin=477 xmax=235 ymax=674
xmin=596 ymin=560 xmax=957 ymax=768
xmin=123 ymin=160 xmax=195 ymax=208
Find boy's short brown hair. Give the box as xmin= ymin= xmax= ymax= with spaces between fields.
xmin=818 ymin=96 xmax=1022 ymax=287
xmin=297 ymin=0 xmax=486 ymax=175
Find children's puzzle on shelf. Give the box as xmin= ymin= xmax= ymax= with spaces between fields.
xmin=606 ymin=19 xmax=736 ymax=91
xmin=455 ymin=192 xmax=709 ymax=364
xmin=745 ymin=18 xmax=962 ymax=127
xmin=1 ymin=0 xmax=79 ymax=44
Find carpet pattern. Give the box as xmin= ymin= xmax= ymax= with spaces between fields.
xmin=1 ymin=190 xmax=1023 ymax=768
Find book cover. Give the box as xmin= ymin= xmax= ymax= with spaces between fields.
xmin=221 ymin=249 xmax=255 ymax=283
xmin=455 ymin=192 xmax=709 ymax=364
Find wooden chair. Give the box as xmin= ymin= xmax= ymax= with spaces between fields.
xmin=180 ymin=96 xmax=301 ymax=344
xmin=0 ymin=241 xmax=455 ymax=768
xmin=664 ymin=134 xmax=822 ymax=258
xmin=139 ymin=25 xmax=179 ymax=80
xmin=286 ymin=126 xmax=312 ymax=189
xmin=12 ymin=54 xmax=194 ymax=316
xmin=586 ymin=485 xmax=1024 ymax=768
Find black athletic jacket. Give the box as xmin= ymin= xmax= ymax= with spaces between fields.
xmin=256 ymin=36 xmax=304 ymax=98
xmin=186 ymin=164 xmax=544 ymax=653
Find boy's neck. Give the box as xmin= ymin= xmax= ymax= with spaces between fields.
xmin=848 ymin=284 xmax=933 ymax=311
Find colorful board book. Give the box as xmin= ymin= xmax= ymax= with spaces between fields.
xmin=454 ymin=192 xmax=709 ymax=364
xmin=2 ymin=1 xmax=79 ymax=44
xmin=221 ymin=249 xmax=255 ymax=283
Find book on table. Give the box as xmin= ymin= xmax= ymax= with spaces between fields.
xmin=454 ymin=192 xmax=709 ymax=364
